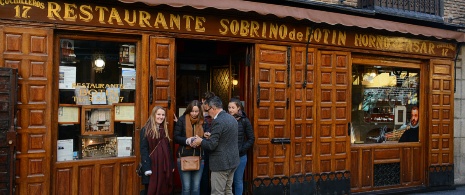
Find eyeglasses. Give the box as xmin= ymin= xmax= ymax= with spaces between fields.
xmin=204 ymin=106 xmax=212 ymax=112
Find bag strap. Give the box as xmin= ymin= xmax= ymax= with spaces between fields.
xmin=149 ymin=139 xmax=162 ymax=157
xmin=179 ymin=145 xmax=202 ymax=159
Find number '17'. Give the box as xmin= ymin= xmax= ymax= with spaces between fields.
xmin=14 ymin=5 xmax=31 ymax=19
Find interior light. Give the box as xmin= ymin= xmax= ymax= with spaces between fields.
xmin=232 ymin=79 xmax=238 ymax=86
xmin=94 ymin=58 xmax=105 ymax=68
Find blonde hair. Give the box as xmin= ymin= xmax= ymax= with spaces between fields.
xmin=144 ymin=106 xmax=171 ymax=141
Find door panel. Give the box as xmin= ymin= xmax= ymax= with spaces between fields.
xmin=290 ymin=47 xmax=316 ymax=176
xmin=428 ymin=59 xmax=454 ymax=186
xmin=1 ymin=26 xmax=52 ymax=195
xmin=0 ymin=68 xmax=17 ymax=195
xmin=149 ymin=37 xmax=176 ymax=125
xmin=316 ymin=51 xmax=351 ymax=173
xmin=253 ymin=44 xmax=289 ymax=178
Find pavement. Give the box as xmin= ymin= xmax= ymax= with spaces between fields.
xmin=407 ymin=185 xmax=465 ymax=194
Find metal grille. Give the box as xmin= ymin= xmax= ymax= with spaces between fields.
xmin=374 ymin=163 xmax=400 ymax=186
xmin=211 ymin=67 xmax=230 ymax=109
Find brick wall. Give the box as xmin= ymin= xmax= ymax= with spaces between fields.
xmin=444 ymin=0 xmax=465 ymax=26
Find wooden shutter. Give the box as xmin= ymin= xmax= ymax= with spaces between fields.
xmin=148 ymin=37 xmax=176 ymax=133
xmin=428 ymin=59 xmax=454 ymax=166
xmin=0 ymin=26 xmax=53 ymax=194
xmin=253 ymin=44 xmax=290 ymax=178
xmin=315 ymin=51 xmax=351 ymax=173
xmin=290 ymin=47 xmax=316 ymax=176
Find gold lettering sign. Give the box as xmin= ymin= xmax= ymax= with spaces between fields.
xmin=0 ymin=0 xmax=456 ymax=58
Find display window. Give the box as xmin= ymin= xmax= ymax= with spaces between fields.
xmin=57 ymin=38 xmax=137 ymax=160
xmin=351 ymin=65 xmax=420 ymax=144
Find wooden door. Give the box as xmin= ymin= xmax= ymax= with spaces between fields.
xmin=315 ymin=51 xmax=351 ymax=173
xmin=148 ymin=37 xmax=176 ymax=121
xmin=289 ymin=47 xmax=316 ymax=176
xmin=0 ymin=68 xmax=17 ymax=195
xmin=0 ymin=26 xmax=53 ymax=195
xmin=253 ymin=44 xmax=290 ymax=180
xmin=315 ymin=51 xmax=351 ymax=194
xmin=428 ymin=59 xmax=454 ymax=186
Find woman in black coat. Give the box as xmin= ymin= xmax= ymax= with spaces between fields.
xmin=228 ymin=98 xmax=255 ymax=195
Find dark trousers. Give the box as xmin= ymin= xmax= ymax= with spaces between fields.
xmin=200 ymin=153 xmax=211 ymax=195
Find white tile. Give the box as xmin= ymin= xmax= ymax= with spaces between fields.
xmin=454 ymin=138 xmax=462 ymax=155
xmin=455 ymin=80 xmax=462 ymax=99
xmin=454 ymin=100 xmax=462 ymax=118
xmin=461 ymin=100 xmax=465 ymax=119
xmin=454 ymin=138 xmax=465 ymax=156
xmin=456 ymin=67 xmax=462 ymax=80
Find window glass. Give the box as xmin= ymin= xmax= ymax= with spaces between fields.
xmin=57 ymin=39 xmax=136 ymax=160
xmin=351 ymin=65 xmax=420 ymax=144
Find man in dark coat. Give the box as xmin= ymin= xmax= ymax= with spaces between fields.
xmin=192 ymin=96 xmax=240 ymax=195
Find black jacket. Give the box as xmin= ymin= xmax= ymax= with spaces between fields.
xmin=173 ymin=115 xmax=207 ymax=157
xmin=237 ymin=112 xmax=255 ymax=157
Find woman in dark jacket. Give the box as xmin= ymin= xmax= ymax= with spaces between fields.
xmin=140 ymin=106 xmax=174 ymax=195
xmin=228 ymin=98 xmax=255 ymax=195
xmin=174 ymin=100 xmax=206 ymax=195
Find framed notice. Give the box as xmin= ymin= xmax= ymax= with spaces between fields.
xmin=117 ymin=137 xmax=133 ymax=157
xmin=58 ymin=105 xmax=80 ymax=124
xmin=91 ymin=92 xmax=107 ymax=105
xmin=57 ymin=139 xmax=74 ymax=161
xmin=114 ymin=103 xmax=135 ymax=121
xmin=59 ymin=66 xmax=76 ymax=89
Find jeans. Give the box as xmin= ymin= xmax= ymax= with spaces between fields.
xmin=177 ymin=159 xmax=205 ymax=195
xmin=233 ymin=155 xmax=247 ymax=195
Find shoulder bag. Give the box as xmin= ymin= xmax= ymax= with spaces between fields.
xmin=136 ymin=140 xmax=161 ymax=176
xmin=180 ymin=146 xmax=201 ymax=171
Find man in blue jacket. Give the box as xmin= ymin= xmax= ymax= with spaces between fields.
xmin=192 ymin=96 xmax=240 ymax=195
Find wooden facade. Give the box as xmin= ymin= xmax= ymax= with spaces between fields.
xmin=0 ymin=0 xmax=458 ymax=194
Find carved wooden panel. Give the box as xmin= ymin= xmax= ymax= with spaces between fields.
xmin=429 ymin=60 xmax=454 ymax=166
xmin=54 ymin=158 xmax=137 ymax=195
xmin=120 ymin=163 xmax=137 ymax=195
xmin=316 ymin=51 xmax=351 ymax=173
xmin=401 ymin=147 xmax=412 ymax=183
xmin=361 ymin=149 xmax=372 ymax=187
xmin=1 ymin=26 xmax=52 ymax=195
xmin=149 ymin=37 xmax=176 ymax=136
xmin=350 ymin=150 xmax=359 ymax=188
xmin=253 ymin=44 xmax=289 ymax=178
xmin=55 ymin=168 xmax=72 ymax=195
xmin=79 ymin=166 xmax=94 ymax=194
xmin=100 ymin=164 xmax=115 ymax=194
xmin=290 ymin=43 xmax=316 ymax=174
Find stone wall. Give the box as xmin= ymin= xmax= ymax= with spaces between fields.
xmin=454 ymin=44 xmax=465 ymax=185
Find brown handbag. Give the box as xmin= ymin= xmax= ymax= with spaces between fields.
xmin=180 ymin=147 xmax=201 ymax=171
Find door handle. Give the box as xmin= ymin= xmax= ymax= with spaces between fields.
xmin=149 ymin=76 xmax=153 ymax=104
xmin=271 ymin=138 xmax=290 ymax=150
xmin=271 ymin=138 xmax=291 ymax=144
xmin=257 ymin=84 xmax=260 ymax=107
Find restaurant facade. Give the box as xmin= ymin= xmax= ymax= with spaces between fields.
xmin=1 ymin=0 xmax=464 ymax=194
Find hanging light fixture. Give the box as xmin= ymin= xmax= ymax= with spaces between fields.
xmin=92 ymin=52 xmax=106 ymax=73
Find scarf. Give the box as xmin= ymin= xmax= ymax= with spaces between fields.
xmin=185 ymin=114 xmax=204 ymax=138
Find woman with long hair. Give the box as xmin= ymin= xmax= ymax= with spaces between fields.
xmin=174 ymin=100 xmax=206 ymax=195
xmin=228 ymin=98 xmax=255 ymax=195
xmin=140 ymin=106 xmax=174 ymax=195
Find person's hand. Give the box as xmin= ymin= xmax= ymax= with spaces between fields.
xmin=145 ymin=170 xmax=152 ymax=176
xmin=186 ymin=137 xmax=195 ymax=145
xmin=173 ymin=114 xmax=178 ymax=123
xmin=192 ymin=135 xmax=203 ymax=147
xmin=204 ymin=132 xmax=211 ymax=139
